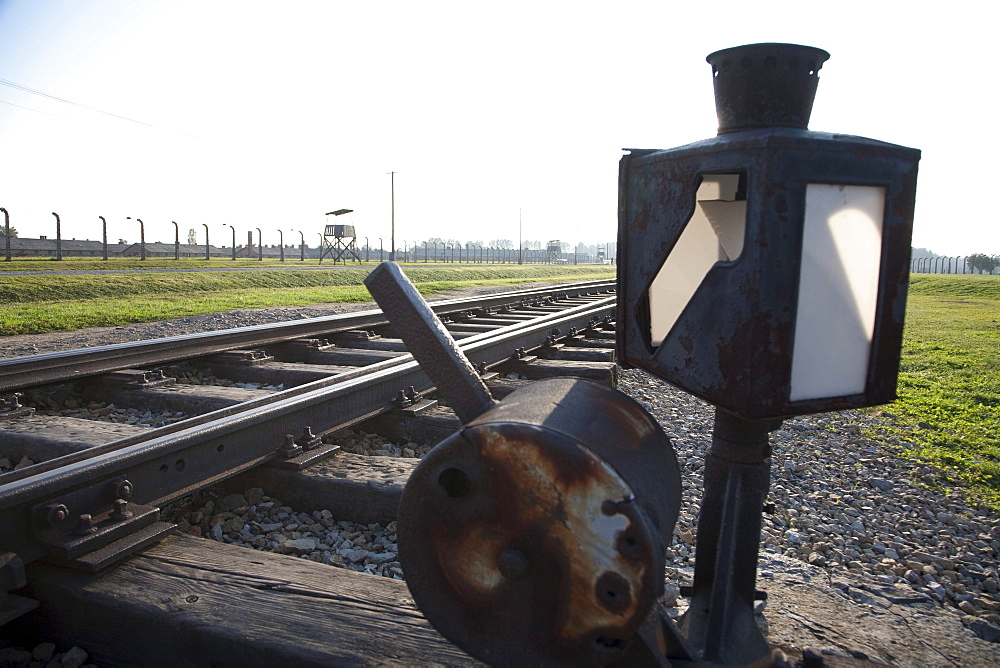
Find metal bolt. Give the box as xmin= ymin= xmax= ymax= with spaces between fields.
xmin=2 ymin=393 xmax=23 ymax=411
xmin=73 ymin=514 xmax=97 ymax=536
xmin=394 ymin=389 xmax=411 ymax=407
xmin=297 ymin=426 xmax=321 ymax=451
xmin=108 ymin=479 xmax=133 ymax=501
xmin=280 ymin=434 xmax=302 ymax=458
xmin=406 ymin=386 xmax=419 ymax=402
xmin=110 ymin=499 xmax=132 ymax=522
xmin=42 ymin=503 xmax=69 ymax=528
xmin=595 ymin=571 xmax=632 ymax=614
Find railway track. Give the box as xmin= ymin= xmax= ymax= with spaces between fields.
xmin=0 ymin=278 xmax=620 ymax=664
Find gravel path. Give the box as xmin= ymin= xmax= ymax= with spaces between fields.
xmin=617 ymin=371 xmax=1000 ymax=626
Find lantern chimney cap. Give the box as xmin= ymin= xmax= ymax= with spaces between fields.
xmin=707 ymin=43 xmax=830 ymax=134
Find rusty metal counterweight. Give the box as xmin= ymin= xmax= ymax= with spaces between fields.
xmin=397 ymin=379 xmax=682 ymax=666
xmin=365 ymin=262 xmax=682 ymax=665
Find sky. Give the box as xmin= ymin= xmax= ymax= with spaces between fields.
xmin=0 ymin=0 xmax=997 ymax=257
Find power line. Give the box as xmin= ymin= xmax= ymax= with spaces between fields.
xmin=0 ymin=77 xmax=155 ymax=128
xmin=0 ymin=98 xmax=70 ymax=119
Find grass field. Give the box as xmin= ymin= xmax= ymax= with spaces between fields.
xmin=0 ymin=263 xmax=615 ymax=335
xmin=1 ymin=257 xmax=365 ymax=271
xmin=876 ymin=275 xmax=1000 ymax=512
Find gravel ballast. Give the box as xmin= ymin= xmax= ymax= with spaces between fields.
xmin=617 ymin=370 xmax=1000 ymax=630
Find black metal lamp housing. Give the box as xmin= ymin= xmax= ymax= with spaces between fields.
xmin=617 ymin=43 xmax=921 ymax=420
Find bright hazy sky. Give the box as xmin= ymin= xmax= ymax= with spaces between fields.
xmin=0 ymin=1 xmax=996 ymax=256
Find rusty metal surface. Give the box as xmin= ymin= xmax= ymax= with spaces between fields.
xmin=680 ymin=409 xmax=778 ymax=664
xmin=398 ymin=378 xmax=680 ymax=665
xmin=617 ymin=44 xmax=919 ymax=420
xmin=707 ymin=43 xmax=829 ymax=134
xmin=365 ymin=262 xmax=497 ymax=423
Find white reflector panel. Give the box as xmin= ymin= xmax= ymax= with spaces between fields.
xmin=789 ymin=184 xmax=885 ymax=401
xmin=648 ymin=174 xmax=745 ymax=347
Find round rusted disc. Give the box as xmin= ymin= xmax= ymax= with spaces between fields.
xmin=398 ymin=378 xmax=681 ymax=666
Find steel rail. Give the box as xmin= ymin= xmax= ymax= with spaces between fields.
xmin=0 ymin=279 xmax=614 ymax=392
xmin=0 ymin=299 xmax=616 ymax=568
xmin=1 ymin=296 xmax=615 ymax=482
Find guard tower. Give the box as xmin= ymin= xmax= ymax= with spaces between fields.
xmin=320 ymin=209 xmax=360 ymax=263
xmin=546 ymin=239 xmax=562 ymax=263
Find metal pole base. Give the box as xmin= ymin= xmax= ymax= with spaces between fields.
xmin=679 ymin=408 xmax=780 ymax=664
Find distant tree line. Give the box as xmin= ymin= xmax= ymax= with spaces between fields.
xmin=967 ymin=253 xmax=999 ymax=274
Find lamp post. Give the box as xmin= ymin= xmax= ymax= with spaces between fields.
xmin=423 ymin=240 xmax=428 ymax=263
xmin=278 ymin=229 xmax=285 ymax=262
xmin=99 ymin=216 xmax=107 ymax=261
xmin=126 ymin=217 xmax=145 ymax=261
xmin=225 ymin=224 xmax=236 ymax=260
xmin=202 ymin=223 xmax=210 ymax=260
xmin=617 ymin=43 xmax=920 ymax=664
xmin=364 ymin=237 xmax=369 ymax=262
xmin=52 ymin=212 xmax=62 ymax=260
xmin=379 ymin=238 xmax=384 ymax=262
xmin=256 ymin=227 xmax=263 ymax=261
xmin=172 ymin=221 xmax=180 ymax=260
xmin=2 ymin=207 xmax=9 ymax=261
xmin=292 ymin=229 xmax=305 ymax=261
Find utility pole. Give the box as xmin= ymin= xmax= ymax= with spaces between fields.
xmin=389 ymin=171 xmax=397 ymax=262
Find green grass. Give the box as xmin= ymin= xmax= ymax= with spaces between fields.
xmin=873 ymin=274 xmax=1000 ymax=512
xmin=0 ymin=265 xmax=614 ymax=335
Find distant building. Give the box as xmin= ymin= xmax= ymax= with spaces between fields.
xmin=3 ymin=237 xmax=125 ymax=258
xmin=120 ymin=242 xmax=229 ymax=258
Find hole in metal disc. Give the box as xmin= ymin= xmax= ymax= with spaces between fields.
xmin=438 ymin=467 xmax=473 ymax=499
xmin=595 ymin=571 xmax=632 ymax=614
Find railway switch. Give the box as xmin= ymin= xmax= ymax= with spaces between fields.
xmin=366 ymin=41 xmax=919 ymax=665
xmin=366 ymin=262 xmax=682 ymax=665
